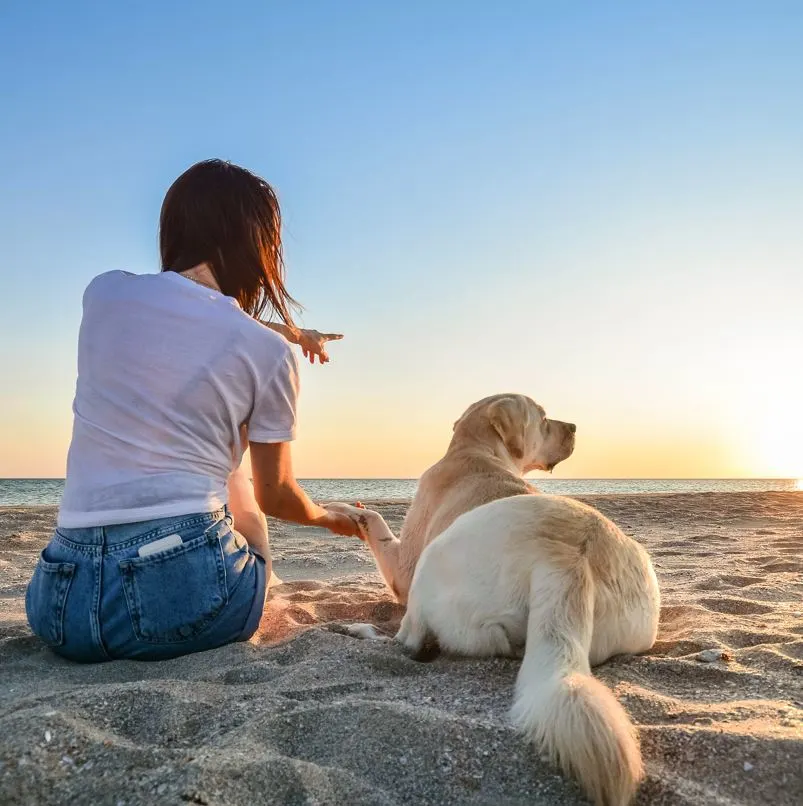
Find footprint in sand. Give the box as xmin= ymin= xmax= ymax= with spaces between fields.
xmin=659 ymin=604 xmax=709 ymax=623
xmin=768 ymin=538 xmax=799 ymax=548
xmin=735 ymin=645 xmax=803 ymax=674
xmin=698 ymin=597 xmax=774 ymax=616
xmin=719 ymin=574 xmax=765 ymax=587
xmin=715 ymin=629 xmax=792 ymax=648
xmin=760 ymin=559 xmax=803 ymax=573
xmin=659 ymin=604 xmax=703 ymax=622
xmin=778 ymin=639 xmax=803 ymax=660
xmin=648 ymin=638 xmax=708 ymax=657
xmin=694 ymin=533 xmax=738 ymax=543
xmin=694 ymin=574 xmax=764 ymax=591
xmin=659 ymin=540 xmax=691 ymax=550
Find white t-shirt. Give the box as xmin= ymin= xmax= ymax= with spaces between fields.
xmin=58 ymin=270 xmax=299 ymax=528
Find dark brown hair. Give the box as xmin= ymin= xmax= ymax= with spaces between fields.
xmin=159 ymin=159 xmax=299 ymax=326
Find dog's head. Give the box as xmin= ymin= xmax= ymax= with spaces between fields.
xmin=452 ymin=393 xmax=575 ymax=473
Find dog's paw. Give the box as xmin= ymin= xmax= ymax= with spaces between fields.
xmin=324 ymin=502 xmax=378 ymax=537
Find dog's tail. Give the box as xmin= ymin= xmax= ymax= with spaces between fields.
xmin=510 ymin=552 xmax=642 ymax=806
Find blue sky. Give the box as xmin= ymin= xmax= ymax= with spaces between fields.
xmin=1 ymin=2 xmax=802 ymax=477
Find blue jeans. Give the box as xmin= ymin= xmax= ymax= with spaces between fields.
xmin=25 ymin=508 xmax=266 ymax=662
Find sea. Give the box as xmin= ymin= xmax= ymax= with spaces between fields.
xmin=0 ymin=478 xmax=800 ymax=507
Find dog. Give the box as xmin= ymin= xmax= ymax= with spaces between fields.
xmin=327 ymin=393 xmax=576 ymax=603
xmin=326 ymin=394 xmax=660 ymax=806
xmin=396 ymin=495 xmax=660 ymax=806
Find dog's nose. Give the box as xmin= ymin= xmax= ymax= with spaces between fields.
xmin=566 ymin=423 xmax=577 ymax=434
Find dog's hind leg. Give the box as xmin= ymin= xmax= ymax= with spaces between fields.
xmin=439 ymin=617 xmax=519 ymax=658
xmin=474 ymin=620 xmax=518 ymax=656
xmin=396 ymin=609 xmax=425 ymax=650
xmin=396 ymin=609 xmax=440 ymax=661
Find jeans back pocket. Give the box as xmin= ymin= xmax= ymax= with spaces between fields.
xmin=25 ymin=551 xmax=76 ymax=647
xmin=119 ymin=521 xmax=229 ymax=644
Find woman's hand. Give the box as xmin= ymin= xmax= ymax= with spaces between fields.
xmin=261 ymin=323 xmax=343 ymax=364
xmin=316 ymin=509 xmax=362 ymax=538
xmin=296 ymin=329 xmax=343 ymax=364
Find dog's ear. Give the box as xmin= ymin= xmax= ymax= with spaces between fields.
xmin=487 ymin=396 xmax=529 ymax=460
xmin=453 ymin=399 xmax=483 ymax=432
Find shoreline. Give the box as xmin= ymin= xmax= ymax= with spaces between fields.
xmin=2 ymin=478 xmax=801 ymax=511
xmin=2 ymin=486 xmax=802 ymax=508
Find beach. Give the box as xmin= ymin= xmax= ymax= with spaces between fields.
xmin=1 ymin=492 xmax=801 ymax=805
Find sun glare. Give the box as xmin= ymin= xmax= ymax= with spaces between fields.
xmin=744 ymin=388 xmax=803 ymax=480
xmin=748 ymin=421 xmax=802 ymax=478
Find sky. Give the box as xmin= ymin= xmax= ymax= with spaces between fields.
xmin=1 ymin=1 xmax=802 ymax=479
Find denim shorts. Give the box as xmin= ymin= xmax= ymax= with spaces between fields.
xmin=25 ymin=508 xmax=267 ymax=662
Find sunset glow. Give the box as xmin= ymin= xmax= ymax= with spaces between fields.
xmin=0 ymin=5 xmax=801 ymax=481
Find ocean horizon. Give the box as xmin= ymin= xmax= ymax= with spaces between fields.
xmin=1 ymin=477 xmax=800 ymax=507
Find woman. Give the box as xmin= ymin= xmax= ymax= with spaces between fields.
xmin=25 ymin=159 xmax=360 ymax=662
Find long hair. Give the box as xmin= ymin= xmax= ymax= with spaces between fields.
xmin=159 ymin=159 xmax=299 ymax=325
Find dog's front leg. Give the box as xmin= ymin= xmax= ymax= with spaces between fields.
xmin=325 ymin=503 xmax=406 ymax=602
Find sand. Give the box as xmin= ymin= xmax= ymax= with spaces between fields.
xmin=1 ymin=493 xmax=801 ymax=805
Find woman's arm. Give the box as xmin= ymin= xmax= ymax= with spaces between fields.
xmin=250 ymin=441 xmax=359 ymax=536
xmin=261 ymin=322 xmax=296 ymax=341
xmin=227 ymin=462 xmax=270 ymax=558
xmin=261 ymin=322 xmax=343 ymax=364
xmin=225 ymin=424 xmax=270 ymax=556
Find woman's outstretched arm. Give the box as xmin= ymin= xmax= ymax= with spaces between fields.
xmin=250 ymin=441 xmax=359 ymax=537
xmin=261 ymin=323 xmax=343 ymax=364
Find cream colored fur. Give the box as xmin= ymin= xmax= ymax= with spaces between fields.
xmin=396 ymin=494 xmax=660 ymax=806
xmin=327 ymin=393 xmax=576 ymax=603
xmin=327 ymin=393 xmax=660 ymax=805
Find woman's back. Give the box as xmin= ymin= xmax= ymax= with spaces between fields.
xmin=26 ymin=159 xmax=357 ymax=663
xmin=59 ymin=269 xmax=298 ymax=528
